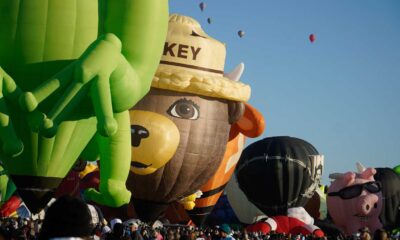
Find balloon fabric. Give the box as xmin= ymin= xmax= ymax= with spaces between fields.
xmin=127 ymin=14 xmax=251 ymax=222
xmin=235 ymin=136 xmax=324 ymax=216
xmin=0 ymin=0 xmax=168 ymax=212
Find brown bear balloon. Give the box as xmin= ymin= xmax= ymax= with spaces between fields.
xmin=127 ymin=14 xmax=251 ymax=221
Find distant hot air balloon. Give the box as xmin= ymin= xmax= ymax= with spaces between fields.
xmin=199 ymin=2 xmax=206 ymax=12
xmin=207 ymin=17 xmax=212 ymax=24
xmin=309 ymin=34 xmax=316 ymax=43
xmin=238 ymin=30 xmax=245 ymax=38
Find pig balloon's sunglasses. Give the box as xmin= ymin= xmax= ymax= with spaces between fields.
xmin=328 ymin=181 xmax=381 ymax=200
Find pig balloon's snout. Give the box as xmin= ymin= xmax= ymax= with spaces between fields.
xmin=359 ymin=196 xmax=379 ymax=216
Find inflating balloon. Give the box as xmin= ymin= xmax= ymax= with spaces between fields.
xmin=206 ymin=194 xmax=241 ymax=226
xmin=0 ymin=0 xmax=168 ymax=212
xmin=236 ymin=136 xmax=324 ymax=216
xmin=188 ymin=101 xmax=265 ymax=226
xmin=233 ymin=136 xmax=325 ymax=236
xmin=127 ymin=14 xmax=251 ymax=222
xmin=309 ymin=34 xmax=316 ymax=43
xmin=226 ymin=175 xmax=266 ymax=224
xmin=238 ymin=30 xmax=245 ymax=38
xmin=374 ymin=167 xmax=400 ymax=231
xmin=304 ymin=185 xmax=328 ymax=220
xmin=327 ymin=163 xmax=383 ymax=236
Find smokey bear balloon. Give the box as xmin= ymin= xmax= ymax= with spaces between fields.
xmin=127 ymin=14 xmax=251 ymax=221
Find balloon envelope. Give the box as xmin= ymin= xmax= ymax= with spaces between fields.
xmin=199 ymin=2 xmax=206 ymax=11
xmin=226 ymin=175 xmax=265 ymax=224
xmin=309 ymin=34 xmax=316 ymax=43
xmin=238 ymin=30 xmax=245 ymax=38
xmin=235 ymin=136 xmax=324 ymax=216
xmin=374 ymin=168 xmax=400 ymax=230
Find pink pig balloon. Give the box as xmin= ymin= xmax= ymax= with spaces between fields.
xmin=327 ymin=167 xmax=383 ymax=236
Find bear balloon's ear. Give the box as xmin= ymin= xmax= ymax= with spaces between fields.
xmin=228 ymin=101 xmax=245 ymax=124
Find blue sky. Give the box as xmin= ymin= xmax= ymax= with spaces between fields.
xmin=170 ymin=1 xmax=400 ymax=184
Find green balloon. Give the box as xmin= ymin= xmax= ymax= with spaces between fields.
xmin=0 ymin=0 xmax=168 ymax=212
xmin=394 ymin=165 xmax=400 ymax=175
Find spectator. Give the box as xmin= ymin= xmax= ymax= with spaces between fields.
xmin=373 ymin=229 xmax=388 ymax=240
xmin=219 ymin=224 xmax=235 ymax=240
xmin=38 ymin=195 xmax=94 ymax=240
xmin=359 ymin=227 xmax=372 ymax=240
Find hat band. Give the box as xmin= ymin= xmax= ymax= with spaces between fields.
xmin=160 ymin=60 xmax=224 ymax=75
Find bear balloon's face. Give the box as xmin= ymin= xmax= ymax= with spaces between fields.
xmin=128 ymin=88 xmax=232 ymax=201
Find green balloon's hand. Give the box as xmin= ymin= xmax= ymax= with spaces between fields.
xmin=0 ymin=67 xmax=24 ymax=157
xmin=83 ymin=111 xmax=132 ymax=207
xmin=19 ymin=33 xmax=131 ymax=137
xmin=84 ymin=179 xmax=131 ymax=207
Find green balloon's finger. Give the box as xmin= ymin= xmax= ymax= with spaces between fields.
xmin=19 ymin=64 xmax=75 ymax=112
xmin=1 ymin=69 xmax=22 ymax=101
xmin=40 ymin=79 xmax=88 ymax=137
xmin=0 ymin=96 xmax=24 ymax=157
xmin=91 ymin=75 xmax=117 ymax=137
xmin=83 ymin=188 xmax=104 ymax=203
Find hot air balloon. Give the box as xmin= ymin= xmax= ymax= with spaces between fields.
xmin=127 ymin=15 xmax=251 ymax=222
xmin=374 ymin=168 xmax=400 ymax=231
xmin=226 ymin=175 xmax=266 ymax=224
xmin=207 ymin=17 xmax=212 ymax=24
xmin=0 ymin=1 xmax=169 ymax=213
xmin=309 ymin=34 xmax=316 ymax=43
xmin=236 ymin=136 xmax=324 ymax=216
xmin=238 ymin=30 xmax=245 ymax=38
xmin=206 ymin=194 xmax=241 ymax=225
xmin=394 ymin=165 xmax=400 ymax=175
xmin=199 ymin=2 xmax=206 ymax=12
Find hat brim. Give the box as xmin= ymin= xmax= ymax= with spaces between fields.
xmin=152 ymin=67 xmax=251 ymax=102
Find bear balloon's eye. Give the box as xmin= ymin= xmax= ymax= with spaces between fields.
xmin=167 ymin=98 xmax=200 ymax=120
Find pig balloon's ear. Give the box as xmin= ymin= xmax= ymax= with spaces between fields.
xmin=329 ymin=172 xmax=355 ymax=185
xmin=342 ymin=172 xmax=356 ymax=185
xmin=360 ymin=168 xmax=377 ymax=180
xmin=329 ymin=173 xmax=344 ymax=180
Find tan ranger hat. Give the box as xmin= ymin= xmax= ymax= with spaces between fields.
xmin=152 ymin=14 xmax=251 ymax=102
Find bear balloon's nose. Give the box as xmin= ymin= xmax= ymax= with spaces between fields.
xmin=131 ymin=125 xmax=149 ymax=147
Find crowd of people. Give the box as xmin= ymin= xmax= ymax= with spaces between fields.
xmin=0 ymin=196 xmax=398 ymax=240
